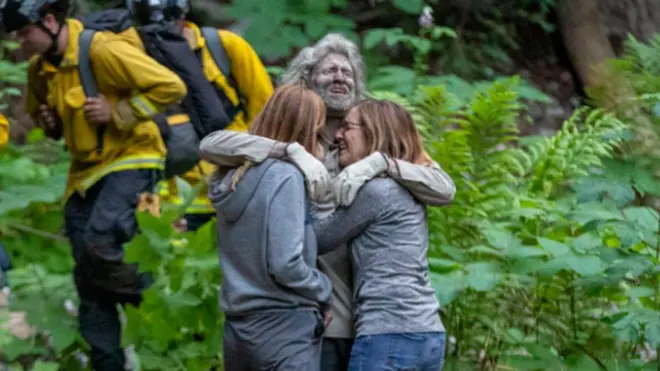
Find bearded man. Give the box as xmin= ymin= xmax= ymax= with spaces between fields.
xmin=200 ymin=33 xmax=455 ymax=371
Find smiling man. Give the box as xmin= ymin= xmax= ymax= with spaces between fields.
xmin=200 ymin=33 xmax=455 ymax=371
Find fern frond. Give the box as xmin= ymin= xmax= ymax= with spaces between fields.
xmin=414 ymin=84 xmax=463 ymax=132
xmin=463 ymin=76 xmax=522 ymax=154
xmin=623 ymin=34 xmax=660 ymax=76
xmin=517 ymin=108 xmax=628 ymax=197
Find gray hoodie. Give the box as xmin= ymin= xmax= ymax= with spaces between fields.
xmin=209 ymin=158 xmax=333 ymax=316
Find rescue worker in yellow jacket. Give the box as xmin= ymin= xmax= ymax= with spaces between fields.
xmin=127 ymin=0 xmax=274 ymax=231
xmin=0 ymin=114 xmax=8 ymax=148
xmin=0 ymin=0 xmax=186 ymax=369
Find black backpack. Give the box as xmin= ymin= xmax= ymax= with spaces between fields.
xmin=199 ymin=27 xmax=247 ymax=123
xmin=77 ymin=9 xmax=233 ymax=178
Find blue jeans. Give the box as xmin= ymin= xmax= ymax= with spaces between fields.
xmin=348 ymin=332 xmax=446 ymax=371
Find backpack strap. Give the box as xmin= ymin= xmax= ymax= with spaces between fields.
xmin=201 ymin=27 xmax=231 ymax=79
xmin=200 ymin=27 xmax=246 ymax=115
xmin=78 ymin=29 xmax=99 ymax=97
xmin=77 ymin=29 xmax=105 ymax=154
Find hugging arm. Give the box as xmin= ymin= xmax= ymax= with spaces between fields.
xmin=333 ymin=152 xmax=456 ymax=207
xmin=389 ymin=158 xmax=456 ymax=206
xmin=199 ymin=130 xmax=285 ymax=167
xmin=313 ymin=182 xmax=382 ymax=254
xmin=200 ymin=132 xmax=331 ymax=201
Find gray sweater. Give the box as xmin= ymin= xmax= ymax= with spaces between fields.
xmin=314 ymin=178 xmax=445 ymax=336
xmin=209 ymin=159 xmax=333 ymax=316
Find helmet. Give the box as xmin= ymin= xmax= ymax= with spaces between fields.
xmin=163 ymin=0 xmax=188 ymax=22
xmin=0 ymin=0 xmax=69 ymax=33
xmin=126 ymin=0 xmax=188 ymax=25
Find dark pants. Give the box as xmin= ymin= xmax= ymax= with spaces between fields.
xmin=348 ymin=332 xmax=446 ymax=371
xmin=184 ymin=212 xmax=214 ymax=232
xmin=321 ymin=338 xmax=354 ymax=371
xmin=224 ymin=309 xmax=325 ymax=371
xmin=64 ymin=169 xmax=158 ymax=371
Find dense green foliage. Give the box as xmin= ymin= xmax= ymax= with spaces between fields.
xmin=2 ymin=2 xmax=660 ymax=370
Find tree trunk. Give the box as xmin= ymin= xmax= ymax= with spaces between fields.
xmin=600 ymin=0 xmax=660 ymax=53
xmin=557 ymin=0 xmax=616 ymax=90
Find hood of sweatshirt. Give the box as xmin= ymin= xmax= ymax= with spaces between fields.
xmin=208 ymin=159 xmax=276 ymax=223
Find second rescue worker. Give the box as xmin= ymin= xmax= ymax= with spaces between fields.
xmin=0 ymin=0 xmax=187 ymax=369
xmin=127 ymin=0 xmax=274 ymax=230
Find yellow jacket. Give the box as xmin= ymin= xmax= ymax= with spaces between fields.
xmin=26 ymin=19 xmax=187 ymax=202
xmin=0 ymin=114 xmax=8 ymax=148
xmin=174 ymin=22 xmax=273 ymax=214
xmin=122 ymin=23 xmax=273 ymax=214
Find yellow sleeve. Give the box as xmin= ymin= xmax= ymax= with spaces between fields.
xmin=0 ymin=114 xmax=9 ymax=147
xmin=90 ymin=36 xmax=187 ymax=129
xmin=219 ymin=30 xmax=273 ymax=123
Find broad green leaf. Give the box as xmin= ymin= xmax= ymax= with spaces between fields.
xmin=567 ymin=255 xmax=604 ymax=276
xmin=363 ymin=29 xmax=386 ymax=49
xmin=465 ymin=262 xmax=503 ymax=291
xmin=32 ymin=361 xmax=59 ymax=371
xmin=430 ymin=271 xmax=466 ymax=305
xmin=166 ymin=291 xmax=203 ymax=309
xmin=483 ymin=226 xmax=521 ymax=250
xmin=507 ymin=245 xmax=548 ymax=259
xmin=428 ymin=258 xmax=461 ymax=273
xmin=571 ymin=202 xmax=624 ymax=226
xmin=537 ymin=238 xmax=571 ymax=257
xmin=623 ymin=207 xmax=659 ymax=232
xmin=627 ymin=286 xmax=655 ymax=300
xmin=571 ymin=233 xmax=602 ymax=253
xmin=645 ymin=323 xmax=660 ymax=348
xmin=390 ymin=0 xmax=423 ymax=14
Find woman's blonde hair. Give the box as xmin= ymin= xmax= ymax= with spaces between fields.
xmin=352 ymin=99 xmax=432 ymax=166
xmin=231 ymin=84 xmax=326 ymax=189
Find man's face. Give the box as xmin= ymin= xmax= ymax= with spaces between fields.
xmin=311 ymin=53 xmax=356 ymax=113
xmin=16 ymin=15 xmax=58 ymax=57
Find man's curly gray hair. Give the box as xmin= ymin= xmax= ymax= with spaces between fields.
xmin=278 ymin=33 xmax=366 ymax=102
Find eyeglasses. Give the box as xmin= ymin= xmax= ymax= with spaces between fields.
xmin=338 ymin=120 xmax=361 ymax=132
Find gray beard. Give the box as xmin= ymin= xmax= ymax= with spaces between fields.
xmin=313 ymin=86 xmax=354 ymax=113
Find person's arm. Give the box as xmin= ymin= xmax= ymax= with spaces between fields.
xmin=90 ymin=37 xmax=187 ymax=131
xmin=389 ymin=158 xmax=456 ymax=206
xmin=199 ymin=130 xmax=282 ymax=167
xmin=200 ymin=133 xmax=331 ymax=201
xmin=220 ymin=30 xmax=274 ymax=122
xmin=314 ymin=180 xmax=384 ymax=254
xmin=25 ymin=58 xmax=63 ymax=140
xmin=0 ymin=114 xmax=8 ymax=148
xmin=333 ymin=152 xmax=456 ymax=207
xmin=267 ymin=172 xmax=333 ymax=305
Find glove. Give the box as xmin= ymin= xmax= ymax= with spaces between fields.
xmin=286 ymin=143 xmax=331 ymax=201
xmin=332 ymin=152 xmax=389 ymax=206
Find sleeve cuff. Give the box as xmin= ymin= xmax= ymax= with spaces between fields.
xmin=111 ymin=99 xmax=139 ymax=131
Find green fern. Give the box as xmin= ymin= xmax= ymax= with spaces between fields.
xmin=388 ymin=77 xmax=628 ymax=250
xmin=588 ymin=34 xmax=660 ymax=178
xmin=514 ymin=108 xmax=628 ymax=198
